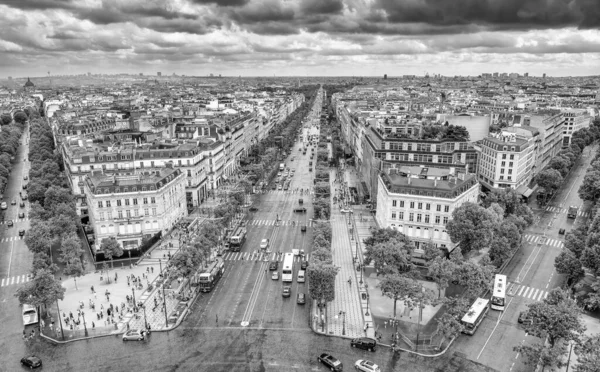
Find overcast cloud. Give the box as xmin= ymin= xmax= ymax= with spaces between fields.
xmin=0 ymin=0 xmax=599 ymax=77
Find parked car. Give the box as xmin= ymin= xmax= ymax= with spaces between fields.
xmin=122 ymin=329 xmax=145 ymax=341
xmin=297 ymin=292 xmax=306 ymax=305
xmin=518 ymin=311 xmax=533 ymax=325
xmin=293 ymin=207 xmax=307 ymax=213
xmin=272 ymin=271 xmax=279 ymax=280
xmin=18 ymin=212 xmax=25 ymax=218
xmin=355 ymin=360 xmax=380 ymax=372
xmin=249 ymin=206 xmax=259 ymax=212
xmin=22 ymin=184 xmax=27 ymax=190
xmin=309 ymin=167 xmax=312 ymax=172
xmin=301 ymin=261 xmax=309 ymax=270
xmin=269 ymin=261 xmax=279 ymax=271
xmin=20 ymin=355 xmax=42 ymax=369
xmin=260 ymin=239 xmax=269 ymax=250
xmin=19 ymin=229 xmax=25 ymax=237
xmin=278 ymin=185 xmax=283 ymax=190
xmin=0 ymin=202 xmax=6 ymax=210
xmin=23 ymin=175 xmax=28 ymax=180
xmin=350 ymin=337 xmax=377 ymax=352
xmin=7 ymin=220 xmax=13 ymax=227
xmin=282 ymin=286 xmax=291 ymax=298
xmin=559 ymin=228 xmax=566 ymax=235
xmin=11 ymin=200 xmax=16 ymax=205
xmin=317 ymin=353 xmax=343 ymax=372
xmin=301 ymin=225 xmax=307 ymax=232
xmin=19 ymin=201 xmax=25 ymax=208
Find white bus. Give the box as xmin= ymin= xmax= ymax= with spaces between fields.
xmin=491 ymin=274 xmax=507 ymax=311
xmin=282 ymin=253 xmax=294 ymax=282
xmin=461 ymin=298 xmax=490 ymax=335
xmin=22 ymin=304 xmax=39 ymax=326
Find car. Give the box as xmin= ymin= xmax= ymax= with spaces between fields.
xmin=11 ymin=200 xmax=16 ymax=205
xmin=293 ymin=207 xmax=307 ymax=213
xmin=269 ymin=261 xmax=279 ymax=271
xmin=350 ymin=337 xmax=377 ymax=352
xmin=18 ymin=212 xmax=25 ymax=218
xmin=23 ymin=175 xmax=28 ymax=180
xmin=317 ymin=353 xmax=343 ymax=372
xmin=277 ymin=172 xmax=282 ymax=177
xmin=278 ymin=184 xmax=283 ymax=190
xmin=282 ymin=286 xmax=291 ymax=297
xmin=309 ymin=168 xmax=312 ymax=172
xmin=297 ymin=292 xmax=306 ymax=305
xmin=122 ymin=329 xmax=145 ymax=341
xmin=355 ymin=360 xmax=381 ymax=372
xmin=19 ymin=229 xmax=25 ymax=237
xmin=7 ymin=220 xmax=13 ymax=227
xmin=518 ymin=311 xmax=533 ymax=325
xmin=298 ymin=148 xmax=301 ymax=152
xmin=20 ymin=201 xmax=25 ymax=208
xmin=22 ymin=184 xmax=27 ymax=190
xmin=272 ymin=184 xmax=277 ymax=190
xmin=20 ymin=355 xmax=42 ymax=369
xmin=299 ymin=198 xmax=304 ymax=204
xmin=260 ymin=239 xmax=269 ymax=250
xmin=301 ymin=225 xmax=307 ymax=232
xmin=559 ymin=228 xmax=566 ymax=235
xmin=301 ymin=260 xmax=309 ymax=270
xmin=0 ymin=202 xmax=6 ymax=210
xmin=272 ymin=271 xmax=279 ymax=280
xmin=21 ymin=195 xmax=27 ymax=200
xmin=249 ymin=206 xmax=258 ymax=212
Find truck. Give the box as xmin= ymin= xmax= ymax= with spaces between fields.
xmin=279 ymin=163 xmax=285 ymax=171
xmin=194 ymin=258 xmax=225 ymax=292
xmin=567 ymin=206 xmax=578 ymax=219
xmin=229 ymin=227 xmax=246 ymax=252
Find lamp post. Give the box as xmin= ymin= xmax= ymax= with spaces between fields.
xmin=141 ymin=303 xmax=148 ymax=330
xmin=338 ymin=311 xmax=346 ymax=336
xmin=81 ymin=310 xmax=88 ymax=337
xmin=159 ymin=259 xmax=168 ymax=327
xmin=132 ymin=287 xmax=137 ymax=312
xmin=365 ymin=283 xmax=370 ymax=316
xmin=55 ymin=300 xmax=65 ymax=340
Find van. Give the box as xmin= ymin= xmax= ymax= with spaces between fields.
xmin=297 ymin=270 xmax=305 ymax=283
xmin=350 ymin=337 xmax=377 ymax=352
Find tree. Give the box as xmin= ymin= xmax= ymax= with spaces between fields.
xmin=363 ymin=227 xmax=410 ymax=249
xmin=31 ymin=252 xmax=58 ymax=275
xmin=100 ymin=237 xmax=123 ymax=274
xmin=453 ymin=261 xmax=495 ymax=297
xmin=536 ymin=168 xmax=563 ymax=194
xmin=522 ymin=287 xmax=584 ymax=348
xmin=574 ymin=334 xmax=600 ymax=372
xmin=446 ymin=202 xmax=497 ymax=254
xmin=24 ymin=220 xmax=53 ymax=254
xmin=377 ymin=274 xmax=436 ymax=317
xmin=311 ymin=247 xmax=333 ymax=264
xmin=14 ymin=268 xmax=66 ymax=316
xmin=513 ymin=342 xmax=566 ymax=371
xmin=554 ymin=249 xmax=585 ymax=287
xmin=564 ymin=225 xmax=588 ymax=258
xmin=0 ymin=113 xmax=11 ymax=125
xmin=364 ymin=239 xmax=414 ymax=276
xmin=44 ymin=186 xmax=75 ymax=212
xmin=579 ymin=169 xmax=600 ymax=202
xmin=435 ymin=297 xmax=471 ymax=344
xmin=13 ymin=111 xmax=27 ymax=124
xmin=59 ymin=235 xmax=85 ymax=289
xmin=307 ymin=261 xmax=339 ymax=305
xmin=427 ymin=257 xmax=456 ymax=298
xmin=548 ymin=156 xmax=571 ymax=177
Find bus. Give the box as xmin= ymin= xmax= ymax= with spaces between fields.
xmin=229 ymin=227 xmax=246 ymax=252
xmin=461 ymin=298 xmax=490 ymax=335
xmin=22 ymin=304 xmax=39 ymax=326
xmin=195 ymin=258 xmax=225 ymax=293
xmin=491 ymin=274 xmax=507 ymax=311
xmin=282 ymin=253 xmax=294 ymax=283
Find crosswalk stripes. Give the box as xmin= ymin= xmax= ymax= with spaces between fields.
xmin=0 ymin=274 xmax=31 ymax=288
xmin=246 ymin=220 xmax=314 ymax=227
xmin=221 ymin=251 xmax=309 ymax=262
xmin=523 ymin=234 xmax=564 ymax=248
xmin=544 ymin=206 xmax=590 ymax=218
xmin=0 ymin=236 xmax=22 ymax=243
xmin=0 ymin=218 xmax=29 ymax=224
xmin=258 ymin=189 xmax=315 ymax=195
xmin=508 ymin=281 xmax=549 ymax=302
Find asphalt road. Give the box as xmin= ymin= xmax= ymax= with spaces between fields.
xmin=453 ymin=145 xmax=597 ymax=372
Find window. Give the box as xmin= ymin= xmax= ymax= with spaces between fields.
xmin=116 ymin=200 xmax=122 ymax=207
xmin=391 ymin=212 xmax=397 ymax=220
xmin=400 ymin=201 xmax=405 ymax=208
xmin=444 ymin=205 xmax=450 ymax=213
xmin=134 ymin=209 xmax=139 ymax=217
xmin=126 ymin=210 xmax=131 ymax=218
xmin=500 ymin=168 xmax=505 ymax=174
xmin=106 ymin=201 xmax=111 ymax=207
xmin=436 ymin=204 xmax=441 ymax=212
xmin=143 ymin=198 xmax=148 ymax=205
xmin=509 ymin=162 xmax=513 ymax=167
xmin=107 ymin=211 xmax=112 ymax=219
xmin=399 ymin=212 xmax=404 ymax=220
xmin=151 ymin=197 xmax=156 ymax=204
xmin=443 ymin=216 xmax=449 ymax=225
xmin=98 ymin=201 xmax=103 ymax=208
xmin=99 ymin=212 xmax=105 ymax=220
xmin=425 ymin=215 xmax=430 ymax=223
xmin=435 ymin=215 xmax=440 ymax=224
xmin=510 ymin=154 xmax=514 ymax=160
xmin=125 ymin=199 xmax=130 ymax=206
xmin=409 ymin=213 xmax=414 ymax=222
xmin=410 ymin=201 xmax=415 ymax=209
xmin=501 ymin=161 xmax=506 ymax=167
xmin=502 ymin=154 xmax=506 ymax=159
xmin=508 ymin=169 xmax=513 ymax=174
xmin=144 ymin=208 xmax=149 ymax=216
xmin=152 ymin=208 xmax=157 ymax=216
xmin=117 ymin=210 xmax=123 ymax=219
xmin=133 ymin=198 xmax=138 ymax=205
xmin=426 ymin=203 xmax=431 ymax=211
xmin=392 ymin=200 xmax=397 ymax=207
xmin=416 ymin=214 xmax=422 ymax=222
xmin=418 ymin=202 xmax=423 ymax=210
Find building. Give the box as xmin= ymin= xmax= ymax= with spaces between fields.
xmin=84 ymin=166 xmax=186 ymax=255
xmin=475 ymin=130 xmax=537 ymax=192
xmin=157 ymin=72 xmax=162 ymax=77
xmin=376 ymin=166 xmax=480 ymax=251
xmin=561 ymin=109 xmax=591 ymax=147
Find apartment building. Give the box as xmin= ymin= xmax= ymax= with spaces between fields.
xmin=561 ymin=109 xmax=591 ymax=147
xmin=514 ymin=112 xmax=564 ymax=172
xmin=84 ymin=166 xmax=186 ymax=255
xmin=376 ymin=167 xmax=480 ymax=251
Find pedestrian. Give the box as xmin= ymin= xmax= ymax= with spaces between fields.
xmin=69 ymin=311 xmax=74 ymax=319
xmin=384 ymin=321 xmax=387 ymax=329
xmin=92 ymin=322 xmax=95 ymax=329
xmin=151 ymin=267 xmax=154 ymax=274
xmin=91 ymin=285 xmax=95 ymax=293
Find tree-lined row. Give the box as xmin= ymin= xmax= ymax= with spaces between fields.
xmin=0 ymin=112 xmax=26 ymax=195
xmin=307 ymin=222 xmax=338 ymax=319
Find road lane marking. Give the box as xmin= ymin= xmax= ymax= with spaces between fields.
xmin=530 ymin=289 xmax=539 ymax=299
xmin=517 ymin=286 xmax=525 ymax=296
xmin=477 ymin=296 xmax=514 ymax=360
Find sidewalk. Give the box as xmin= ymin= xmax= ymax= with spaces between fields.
xmin=41 ymin=220 xmax=204 ymax=341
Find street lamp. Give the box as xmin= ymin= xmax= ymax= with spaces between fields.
xmin=81 ymin=310 xmax=88 ymax=337
xmin=141 ymin=303 xmax=148 ymax=330
xmin=159 ymin=259 xmax=169 ymax=327
xmin=337 ymin=311 xmax=346 ymax=336
xmin=132 ymin=287 xmax=137 ymax=312
xmin=365 ymin=283 xmax=370 ymax=316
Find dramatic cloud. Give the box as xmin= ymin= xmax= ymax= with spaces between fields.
xmin=0 ymin=0 xmax=598 ymax=77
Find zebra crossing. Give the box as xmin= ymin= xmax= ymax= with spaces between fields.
xmin=221 ymin=251 xmax=309 ymax=262
xmin=0 ymin=218 xmax=28 ymax=224
xmin=246 ymin=219 xmax=314 ymax=227
xmin=507 ymin=281 xmax=549 ymax=302
xmin=258 ymin=189 xmax=315 ymax=195
xmin=523 ymin=234 xmax=564 ymax=248
xmin=545 ymin=206 xmax=590 ymax=217
xmin=0 ymin=236 xmax=23 ymax=243
xmin=0 ymin=274 xmax=31 ymax=288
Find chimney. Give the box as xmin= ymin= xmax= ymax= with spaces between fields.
xmin=407 ymin=171 xmax=411 ymax=185
xmin=434 ymin=177 xmax=438 ymax=187
xmin=113 ymin=174 xmax=117 ymax=184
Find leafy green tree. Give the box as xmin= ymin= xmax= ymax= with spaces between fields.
xmin=513 ymin=343 xmax=566 ymax=371
xmin=31 ymin=252 xmax=58 ymax=275
xmin=313 ymin=234 xmax=330 ymax=250
xmin=44 ymin=186 xmax=74 ymax=212
xmin=548 ymin=156 xmax=571 ymax=177
xmin=536 ymin=168 xmax=563 ymax=194
xmin=446 ymin=202 xmax=497 ymax=254
xmin=363 ymin=227 xmax=410 ymax=249
xmin=453 ymin=261 xmax=495 ymax=297
xmin=311 ymin=247 xmax=333 ymax=264
xmin=13 ymin=111 xmax=27 ymax=124
xmin=307 ymin=261 xmax=339 ymax=305
xmin=364 ymin=239 xmax=414 ymax=276
xmin=100 ymin=237 xmax=123 ymax=273
xmin=427 ymin=257 xmax=456 ymax=298
xmin=565 ymin=225 xmax=588 ymax=258
xmin=579 ymin=169 xmax=600 ymax=202
xmin=378 ymin=273 xmax=436 ymax=317
xmin=24 ymin=220 xmax=54 ymax=254
xmin=0 ymin=113 xmax=11 ymax=125
xmin=14 ymin=268 xmax=66 ymax=316
xmin=435 ymin=297 xmax=471 ymax=344
xmin=574 ymin=334 xmax=600 ymax=372
xmin=555 ymin=249 xmax=585 ymax=287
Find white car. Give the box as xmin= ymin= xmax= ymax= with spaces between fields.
xmin=355 ymin=360 xmax=380 ymax=372
xmin=0 ymin=202 xmax=6 ymax=210
xmin=271 ymin=271 xmax=279 ymax=280
xmin=260 ymin=239 xmax=269 ymax=250
xmin=122 ymin=329 xmax=145 ymax=341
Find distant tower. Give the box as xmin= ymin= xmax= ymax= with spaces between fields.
xmin=543 ymin=73 xmax=546 ymax=78
xmin=384 ymin=74 xmax=387 ymax=79
xmin=157 ymin=72 xmax=162 ymax=76
xmin=24 ymin=77 xmax=35 ymax=91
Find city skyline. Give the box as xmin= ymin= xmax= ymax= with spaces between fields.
xmin=0 ymin=0 xmax=599 ymax=78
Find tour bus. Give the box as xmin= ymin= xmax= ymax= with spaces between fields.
xmin=282 ymin=253 xmax=294 ymax=283
xmin=229 ymin=227 xmax=246 ymax=252
xmin=22 ymin=304 xmax=39 ymax=326
xmin=491 ymin=274 xmax=507 ymax=311
xmin=461 ymin=298 xmax=490 ymax=335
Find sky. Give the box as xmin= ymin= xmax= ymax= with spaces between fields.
xmin=0 ymin=0 xmax=599 ymax=78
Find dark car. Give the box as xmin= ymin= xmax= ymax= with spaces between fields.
xmin=11 ymin=200 xmax=16 ymax=205
xmin=20 ymin=355 xmax=42 ymax=369
xmin=309 ymin=168 xmax=312 ymax=172
xmin=299 ymin=198 xmax=303 ymax=204
xmin=301 ymin=260 xmax=309 ymax=270
xmin=269 ymin=261 xmax=279 ymax=271
xmin=249 ymin=206 xmax=259 ymax=212
xmin=351 ymin=337 xmax=377 ymax=352
xmin=282 ymin=286 xmax=291 ymax=297
xmin=317 ymin=353 xmax=343 ymax=372
xmin=19 ymin=229 xmax=26 ymax=237
xmin=559 ymin=228 xmax=566 ymax=235
xmin=297 ymin=292 xmax=306 ymax=305
xmin=294 ymin=207 xmax=307 ymax=213
xmin=301 ymin=225 xmax=307 ymax=232
xmin=7 ymin=220 xmax=13 ymax=227
xmin=20 ymin=201 xmax=25 ymax=208
xmin=518 ymin=311 xmax=533 ymax=325
xmin=271 ymin=184 xmax=277 ymax=190
xmin=18 ymin=212 xmax=25 ymax=218
xmin=22 ymin=184 xmax=27 ymax=190
xmin=23 ymin=175 xmax=28 ymax=180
